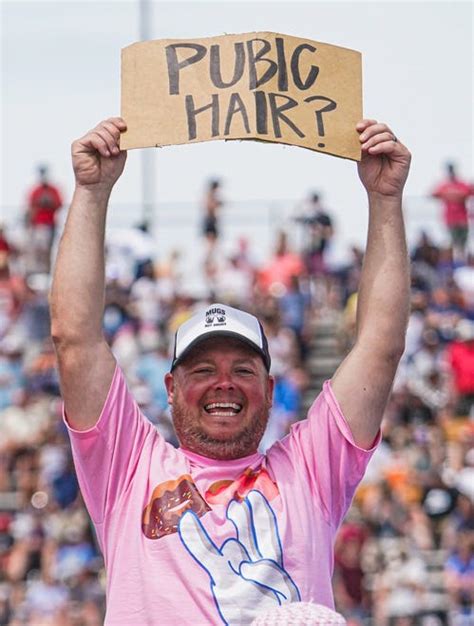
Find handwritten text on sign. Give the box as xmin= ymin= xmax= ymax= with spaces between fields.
xmin=121 ymin=32 xmax=362 ymax=160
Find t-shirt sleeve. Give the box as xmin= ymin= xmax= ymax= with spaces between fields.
xmin=269 ymin=380 xmax=380 ymax=529
xmin=64 ymin=364 xmax=158 ymax=524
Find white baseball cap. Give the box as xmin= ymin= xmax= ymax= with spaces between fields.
xmin=171 ymin=303 xmax=271 ymax=371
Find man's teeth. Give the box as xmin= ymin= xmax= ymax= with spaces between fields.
xmin=205 ymin=402 xmax=242 ymax=415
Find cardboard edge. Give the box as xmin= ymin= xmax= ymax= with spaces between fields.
xmin=120 ymin=133 xmax=360 ymax=161
xmin=120 ymin=32 xmax=362 ymax=57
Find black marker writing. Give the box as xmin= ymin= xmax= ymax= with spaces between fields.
xmin=224 ymin=93 xmax=251 ymax=135
xmin=268 ymin=93 xmax=305 ymax=139
xmin=166 ymin=44 xmax=207 ymax=95
xmin=304 ymin=96 xmax=337 ymax=147
xmin=291 ymin=44 xmax=319 ymax=90
xmin=185 ymin=94 xmax=220 ymax=139
xmin=210 ymin=43 xmax=245 ymax=89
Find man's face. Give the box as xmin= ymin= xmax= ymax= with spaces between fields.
xmin=164 ymin=337 xmax=274 ymax=460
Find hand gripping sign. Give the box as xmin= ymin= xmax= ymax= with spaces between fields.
xmin=121 ymin=32 xmax=362 ymax=160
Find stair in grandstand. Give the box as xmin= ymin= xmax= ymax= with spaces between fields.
xmin=301 ymin=312 xmax=343 ymax=417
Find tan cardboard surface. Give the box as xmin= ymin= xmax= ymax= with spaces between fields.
xmin=121 ymin=32 xmax=362 ymax=160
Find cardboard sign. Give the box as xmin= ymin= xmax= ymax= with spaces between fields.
xmin=121 ymin=32 xmax=362 ymax=160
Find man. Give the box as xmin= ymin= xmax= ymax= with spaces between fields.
xmin=202 ymin=178 xmax=223 ymax=243
xmin=26 ymin=164 xmax=63 ymax=273
xmin=50 ymin=117 xmax=411 ymax=625
xmin=294 ymin=191 xmax=334 ymax=277
xmin=258 ymin=230 xmax=305 ymax=294
xmin=432 ymin=162 xmax=473 ymax=260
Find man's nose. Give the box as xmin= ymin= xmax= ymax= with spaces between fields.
xmin=212 ymin=370 xmax=235 ymax=389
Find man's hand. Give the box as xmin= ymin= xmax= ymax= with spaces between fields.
xmin=357 ymin=119 xmax=411 ymax=198
xmin=72 ymin=117 xmax=127 ymax=190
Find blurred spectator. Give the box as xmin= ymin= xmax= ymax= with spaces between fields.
xmin=444 ymin=524 xmax=474 ymax=625
xmin=202 ymin=178 xmax=223 ymax=247
xmin=129 ymin=259 xmax=161 ymax=327
xmin=105 ymin=221 xmax=156 ymax=287
xmin=376 ymin=547 xmax=428 ymax=625
xmin=259 ymin=302 xmax=304 ymax=451
xmin=278 ymin=274 xmax=310 ymax=361
xmin=453 ymin=253 xmax=474 ymax=315
xmin=431 ymin=162 xmax=473 ymax=261
xmin=0 ymin=339 xmax=25 ymax=411
xmin=406 ymin=328 xmax=450 ymax=418
xmin=258 ymin=230 xmax=305 ymax=296
xmin=445 ymin=319 xmax=474 ymax=417
xmin=233 ymin=236 xmax=256 ymax=275
xmin=133 ymin=331 xmax=173 ymax=422
xmin=25 ymin=165 xmax=63 ymax=273
xmin=200 ymin=179 xmax=225 ymax=298
xmin=215 ymin=254 xmax=255 ymax=304
xmin=0 ymin=223 xmax=16 ymax=262
xmin=0 ymin=252 xmax=26 ymax=341
xmin=294 ymin=190 xmax=334 ymax=277
xmin=334 ymin=522 xmax=370 ymax=621
xmin=411 ymin=231 xmax=441 ymax=293
xmin=425 ymin=286 xmax=463 ymax=342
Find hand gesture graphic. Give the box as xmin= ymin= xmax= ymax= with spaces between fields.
xmin=178 ymin=490 xmax=300 ymax=625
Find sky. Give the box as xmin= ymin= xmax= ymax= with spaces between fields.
xmin=1 ymin=0 xmax=473 ymax=263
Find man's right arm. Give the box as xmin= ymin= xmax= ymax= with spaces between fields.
xmin=50 ymin=118 xmax=127 ymax=430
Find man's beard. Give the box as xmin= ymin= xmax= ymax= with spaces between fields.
xmin=171 ymin=397 xmax=271 ymax=461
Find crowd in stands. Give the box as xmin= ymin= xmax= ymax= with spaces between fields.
xmin=0 ymin=170 xmax=472 ymax=626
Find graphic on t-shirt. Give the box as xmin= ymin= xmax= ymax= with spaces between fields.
xmin=206 ymin=467 xmax=279 ymax=505
xmin=179 ymin=489 xmax=301 ymax=625
xmin=142 ymin=474 xmax=211 ymax=539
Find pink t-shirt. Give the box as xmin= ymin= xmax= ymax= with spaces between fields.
xmin=65 ymin=366 xmax=378 ymax=625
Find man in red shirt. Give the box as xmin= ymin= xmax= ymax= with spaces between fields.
xmin=432 ymin=162 xmax=473 ymax=260
xmin=0 ymin=223 xmax=12 ymax=258
xmin=446 ymin=319 xmax=474 ymax=416
xmin=26 ymin=164 xmax=63 ymax=273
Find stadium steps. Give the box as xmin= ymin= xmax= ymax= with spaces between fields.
xmin=301 ymin=313 xmax=344 ymax=416
xmin=419 ymin=549 xmax=450 ymax=612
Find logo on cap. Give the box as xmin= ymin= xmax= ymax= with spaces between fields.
xmin=205 ymin=307 xmax=226 ymax=327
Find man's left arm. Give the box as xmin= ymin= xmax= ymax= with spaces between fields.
xmin=331 ymin=120 xmax=411 ymax=449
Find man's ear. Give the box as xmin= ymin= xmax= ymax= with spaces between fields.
xmin=164 ymin=372 xmax=174 ymax=404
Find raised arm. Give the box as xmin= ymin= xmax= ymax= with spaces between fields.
xmin=331 ymin=120 xmax=411 ymax=448
xmin=50 ymin=118 xmax=127 ymax=430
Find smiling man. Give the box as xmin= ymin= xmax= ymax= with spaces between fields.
xmin=50 ymin=116 xmax=411 ymax=625
xmin=167 ymin=311 xmax=274 ymax=461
